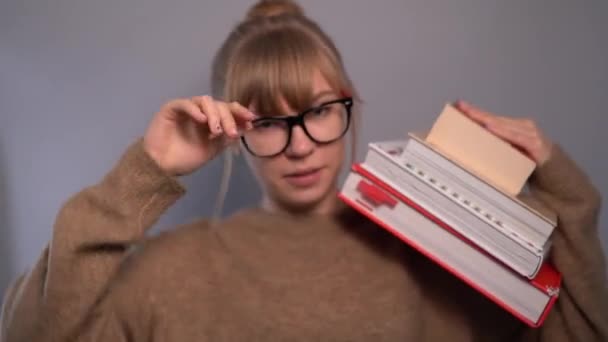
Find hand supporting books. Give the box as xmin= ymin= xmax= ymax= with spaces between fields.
xmin=453 ymin=100 xmax=554 ymax=167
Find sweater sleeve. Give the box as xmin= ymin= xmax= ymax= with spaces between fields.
xmin=0 ymin=139 xmax=185 ymax=342
xmin=521 ymin=144 xmax=608 ymax=342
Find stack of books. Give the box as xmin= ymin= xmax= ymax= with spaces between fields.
xmin=339 ymin=103 xmax=561 ymax=327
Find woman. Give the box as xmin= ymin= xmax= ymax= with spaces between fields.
xmin=1 ymin=1 xmax=606 ymax=341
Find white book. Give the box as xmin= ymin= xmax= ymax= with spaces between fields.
xmin=406 ymin=132 xmax=557 ymax=241
xmin=338 ymin=170 xmax=560 ymax=327
xmin=362 ymin=145 xmax=547 ymax=279
xmin=367 ymin=136 xmax=555 ymax=250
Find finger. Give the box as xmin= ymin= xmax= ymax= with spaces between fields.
xmin=200 ymin=96 xmax=223 ymax=137
xmin=228 ymin=101 xmax=256 ymax=122
xmin=191 ymin=96 xmax=210 ymax=122
xmin=164 ymin=99 xmax=207 ymax=124
xmin=227 ymin=102 xmax=255 ymax=132
xmin=481 ymin=115 xmax=537 ymax=142
xmin=217 ymin=102 xmax=239 ymax=138
xmin=486 ymin=120 xmax=538 ymax=143
xmin=454 ymin=100 xmax=495 ymax=125
xmin=484 ymin=123 xmax=542 ymax=162
xmin=509 ymin=117 xmax=538 ymax=135
xmin=456 ymin=101 xmax=539 ymax=138
xmin=487 ymin=116 xmax=542 ymax=139
xmin=455 ymin=101 xmax=511 ymax=132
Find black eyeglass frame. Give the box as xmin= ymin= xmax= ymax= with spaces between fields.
xmin=241 ymin=97 xmax=354 ymax=158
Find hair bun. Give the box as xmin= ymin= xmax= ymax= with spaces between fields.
xmin=245 ymin=0 xmax=305 ymax=20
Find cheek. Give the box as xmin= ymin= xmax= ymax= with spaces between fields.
xmin=250 ymin=158 xmax=283 ymax=186
xmin=321 ymin=141 xmax=346 ymax=168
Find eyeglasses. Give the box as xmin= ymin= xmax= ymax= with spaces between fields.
xmin=241 ymin=97 xmax=354 ymax=158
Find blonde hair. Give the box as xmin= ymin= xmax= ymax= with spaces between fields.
xmin=211 ymin=0 xmax=362 ymax=221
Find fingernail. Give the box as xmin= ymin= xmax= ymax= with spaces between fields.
xmin=231 ymin=128 xmax=238 ymax=136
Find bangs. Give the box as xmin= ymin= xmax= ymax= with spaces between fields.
xmin=225 ymin=28 xmax=348 ymax=117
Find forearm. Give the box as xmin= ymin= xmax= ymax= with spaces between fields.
xmin=525 ymin=145 xmax=608 ymax=341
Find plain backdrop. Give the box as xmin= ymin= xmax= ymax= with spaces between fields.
xmin=1 ymin=0 xmax=607 ymax=300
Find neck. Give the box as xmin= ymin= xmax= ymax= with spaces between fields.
xmin=261 ymin=187 xmax=340 ymax=217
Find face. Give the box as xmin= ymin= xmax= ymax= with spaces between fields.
xmin=243 ymin=71 xmax=348 ymax=215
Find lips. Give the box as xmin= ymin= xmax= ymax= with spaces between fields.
xmin=286 ymin=168 xmax=320 ymax=177
xmin=284 ymin=167 xmax=323 ymax=187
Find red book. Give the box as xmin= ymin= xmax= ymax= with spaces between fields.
xmin=338 ymin=163 xmax=561 ymax=328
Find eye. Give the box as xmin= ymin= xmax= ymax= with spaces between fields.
xmin=312 ymin=105 xmax=332 ymax=116
xmin=253 ymin=119 xmax=282 ymax=130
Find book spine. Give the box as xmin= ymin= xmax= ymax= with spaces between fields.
xmin=362 ymin=154 xmax=542 ymax=279
xmin=405 ymin=139 xmax=553 ymax=238
xmin=403 ymin=150 xmax=545 ymax=256
xmin=371 ymin=143 xmax=548 ymax=253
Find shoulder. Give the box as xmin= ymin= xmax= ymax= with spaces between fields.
xmin=105 ymin=219 xmax=230 ymax=302
xmin=84 ymin=220 xmax=228 ymax=332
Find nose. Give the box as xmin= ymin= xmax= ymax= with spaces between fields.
xmin=284 ymin=125 xmax=315 ymax=158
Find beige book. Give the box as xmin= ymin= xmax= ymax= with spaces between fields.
xmin=425 ymin=103 xmax=537 ymax=196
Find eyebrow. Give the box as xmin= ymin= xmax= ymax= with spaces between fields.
xmin=311 ymin=90 xmax=338 ymax=104
xmin=252 ymin=90 xmax=340 ymax=120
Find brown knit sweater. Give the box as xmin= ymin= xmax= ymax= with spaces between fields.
xmin=1 ymin=139 xmax=607 ymax=341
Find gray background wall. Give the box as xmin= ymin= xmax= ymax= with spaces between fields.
xmin=1 ymin=0 xmax=606 ymax=299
